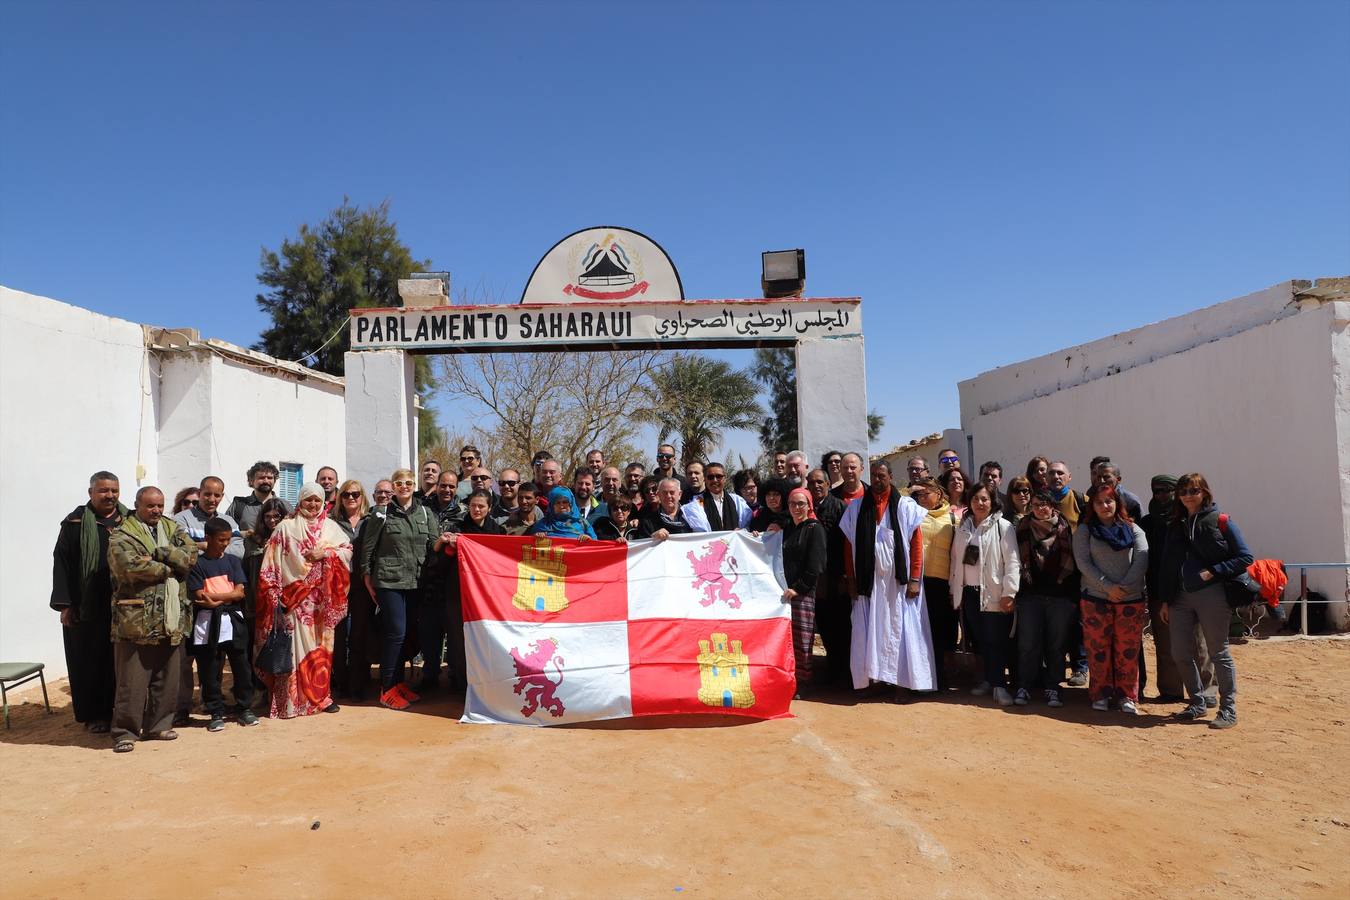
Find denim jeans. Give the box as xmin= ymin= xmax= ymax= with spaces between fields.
xmin=377 ymin=587 xmax=417 ymax=691
xmin=1016 ymin=593 xmax=1076 ymax=691
xmin=1170 ymin=582 xmax=1237 ymax=710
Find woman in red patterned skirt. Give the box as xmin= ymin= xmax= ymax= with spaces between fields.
xmin=255 ymin=482 xmax=353 ymax=718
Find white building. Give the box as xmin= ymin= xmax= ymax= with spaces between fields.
xmin=957 ymin=277 xmax=1350 ymax=628
xmin=0 ymin=286 xmax=346 ymax=676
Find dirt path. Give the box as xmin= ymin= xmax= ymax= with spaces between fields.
xmin=2 ymin=637 xmax=1347 ymax=898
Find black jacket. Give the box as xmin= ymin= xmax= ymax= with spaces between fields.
xmin=637 ymin=506 xmax=693 ymax=538
xmin=813 ymin=493 xmax=848 ymax=584
xmin=1157 ymin=506 xmax=1254 ymax=604
xmin=782 ymin=519 xmax=827 ymax=595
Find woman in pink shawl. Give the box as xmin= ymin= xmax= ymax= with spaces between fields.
xmin=255 ymin=482 xmax=353 ymax=718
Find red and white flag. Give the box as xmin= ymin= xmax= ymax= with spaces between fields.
xmin=458 ymin=531 xmax=794 ymax=725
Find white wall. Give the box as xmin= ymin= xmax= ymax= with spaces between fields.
xmin=0 ymin=287 xmax=346 ymax=676
xmin=1 ymin=288 xmax=159 ymax=675
xmin=959 ymin=281 xmax=1349 ymax=627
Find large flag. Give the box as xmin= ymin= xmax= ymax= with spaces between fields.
xmin=458 ymin=531 xmax=795 ymax=725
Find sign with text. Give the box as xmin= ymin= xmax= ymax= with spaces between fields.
xmin=349 ymin=298 xmax=861 ymax=351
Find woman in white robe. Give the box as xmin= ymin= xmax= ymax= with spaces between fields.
xmin=838 ymin=461 xmax=937 ymax=695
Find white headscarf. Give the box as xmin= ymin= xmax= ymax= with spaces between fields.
xmin=298 ymin=482 xmax=324 ymax=503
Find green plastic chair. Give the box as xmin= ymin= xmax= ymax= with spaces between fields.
xmin=0 ymin=662 xmax=52 ymax=728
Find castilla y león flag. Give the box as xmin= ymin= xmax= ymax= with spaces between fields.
xmin=458 ymin=531 xmax=794 ymax=725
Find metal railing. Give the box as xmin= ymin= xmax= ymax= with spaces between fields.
xmin=1282 ymin=563 xmax=1350 ymax=636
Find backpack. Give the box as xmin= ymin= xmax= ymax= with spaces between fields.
xmin=1214 ymin=514 xmax=1267 ymax=610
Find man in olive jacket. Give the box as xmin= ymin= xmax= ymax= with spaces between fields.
xmin=107 ymin=486 xmax=198 ymax=750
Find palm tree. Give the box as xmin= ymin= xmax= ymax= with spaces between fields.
xmin=637 ymin=354 xmax=764 ymax=468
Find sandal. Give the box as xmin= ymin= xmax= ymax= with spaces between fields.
xmin=113 ymin=739 xmax=135 ymax=753
xmin=379 ymin=687 xmax=410 ymax=711
xmin=145 ymin=729 xmax=179 ymax=741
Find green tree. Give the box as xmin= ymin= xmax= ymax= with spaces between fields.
xmin=750 ymin=347 xmax=798 ymax=453
xmin=637 ymin=354 xmax=764 ymax=468
xmin=253 ymin=198 xmax=443 ymax=449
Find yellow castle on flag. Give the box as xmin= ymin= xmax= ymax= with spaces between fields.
xmin=511 ymin=535 xmax=569 ymax=613
xmin=697 ymin=632 xmax=755 ymax=709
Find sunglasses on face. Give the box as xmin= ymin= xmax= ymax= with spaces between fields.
xmin=707 ymin=473 xmax=725 ymax=480
xmin=340 ymin=491 xmax=361 ymax=499
xmin=460 ymin=457 xmax=477 ymax=464
xmin=656 ymin=453 xmax=674 ymax=460
xmin=498 ymin=479 xmax=518 ymax=487
xmin=393 ymin=480 xmax=415 ymax=487
xmin=471 ymin=475 xmax=491 ymax=481
xmin=939 ymin=456 xmax=958 ymax=464
xmin=187 ymin=499 xmax=199 ymax=507
xmin=1011 ymin=487 xmax=1031 ymax=495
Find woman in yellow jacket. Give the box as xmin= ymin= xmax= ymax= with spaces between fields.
xmin=910 ymin=476 xmax=959 ymax=691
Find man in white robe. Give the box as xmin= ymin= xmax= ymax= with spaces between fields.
xmin=838 ymin=460 xmax=936 ymax=693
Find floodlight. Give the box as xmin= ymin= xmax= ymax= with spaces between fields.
xmin=761 ymin=249 xmax=805 ymax=298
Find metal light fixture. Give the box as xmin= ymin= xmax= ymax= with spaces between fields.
xmin=761 ymin=249 xmax=805 ymax=298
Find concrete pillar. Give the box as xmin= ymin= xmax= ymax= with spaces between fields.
xmin=344 ymin=349 xmax=416 ymax=490
xmin=795 ymin=334 xmax=868 ymax=466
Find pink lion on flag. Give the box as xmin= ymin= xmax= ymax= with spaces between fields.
xmin=687 ymin=539 xmax=742 ymax=609
xmin=510 ymin=638 xmax=566 ymax=718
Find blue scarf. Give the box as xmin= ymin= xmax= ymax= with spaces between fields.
xmin=1051 ymin=484 xmax=1071 ymax=502
xmin=533 ymin=486 xmax=596 ymax=539
xmin=1089 ymin=520 xmax=1134 ymax=551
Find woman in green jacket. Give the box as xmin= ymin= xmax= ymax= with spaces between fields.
xmin=359 ymin=468 xmax=440 ymax=710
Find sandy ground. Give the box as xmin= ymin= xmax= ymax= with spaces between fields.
xmin=1 ymin=635 xmax=1347 ymax=899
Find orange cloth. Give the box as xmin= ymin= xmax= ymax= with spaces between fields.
xmin=1248 ymin=558 xmax=1287 ymax=608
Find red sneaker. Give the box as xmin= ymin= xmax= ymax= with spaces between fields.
xmin=394 ymin=683 xmax=421 ymax=703
xmin=379 ymin=687 xmax=410 ymax=710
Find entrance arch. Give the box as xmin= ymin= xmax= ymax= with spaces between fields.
xmin=343 ymin=295 xmax=866 ymax=488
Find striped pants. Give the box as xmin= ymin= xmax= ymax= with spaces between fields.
xmin=790 ymin=592 xmax=817 ymax=685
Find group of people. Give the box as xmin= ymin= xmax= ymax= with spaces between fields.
xmin=50 ymin=444 xmax=1252 ymax=752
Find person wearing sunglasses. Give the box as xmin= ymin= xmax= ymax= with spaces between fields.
xmin=1004 ymin=476 xmax=1033 ymax=527
xmin=652 ymin=443 xmax=690 ymax=501
xmin=329 ymin=480 xmax=373 ymax=701
xmin=490 ymin=468 xmax=524 ymax=525
xmin=681 ymin=461 xmax=751 ymax=533
xmin=937 ymin=449 xmax=961 ymax=475
xmin=455 ymin=446 xmax=482 ymax=501
xmin=1139 ymin=474 xmax=1209 ymax=705
xmin=172 ymin=486 xmax=200 ymax=515
xmin=1157 ymin=473 xmax=1251 ymax=729
xmin=358 ymin=468 xmax=439 ymax=711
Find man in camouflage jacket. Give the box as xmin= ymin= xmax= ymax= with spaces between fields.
xmin=106 ymin=486 xmax=198 ymax=750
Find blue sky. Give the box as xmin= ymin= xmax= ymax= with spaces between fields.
xmin=3 ymin=1 xmax=1348 ymax=463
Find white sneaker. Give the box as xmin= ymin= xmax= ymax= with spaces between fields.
xmin=993 ymin=686 xmax=1014 ymax=707
xmin=1120 ymin=700 xmax=1139 ymax=715
xmin=970 ymin=681 xmax=991 ymax=697
xmin=1091 ymin=698 xmax=1110 ymax=712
